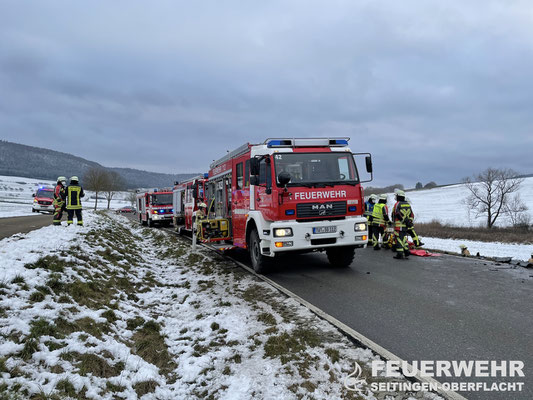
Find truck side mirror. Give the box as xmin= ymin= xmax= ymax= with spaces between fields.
xmin=250 ymin=158 xmax=260 ymax=176
xmin=365 ymin=156 xmax=373 ymax=173
xmin=250 ymin=175 xmax=259 ymax=186
xmin=278 ymin=171 xmax=291 ymax=186
xmin=32 ymin=193 xmax=36 ymax=197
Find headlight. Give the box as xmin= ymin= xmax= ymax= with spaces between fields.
xmin=274 ymin=228 xmax=293 ymax=237
xmin=354 ymin=222 xmax=367 ymax=232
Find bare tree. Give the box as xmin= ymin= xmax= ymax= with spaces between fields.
xmin=463 ymin=168 xmax=524 ymax=228
xmin=103 ymin=171 xmax=125 ymax=209
xmin=84 ymin=168 xmax=110 ymax=210
xmin=504 ymin=193 xmax=529 ymax=227
xmin=126 ymin=191 xmax=137 ymax=207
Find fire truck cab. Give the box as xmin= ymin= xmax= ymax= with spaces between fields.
xmin=136 ymin=189 xmax=173 ymax=227
xmin=172 ymin=175 xmax=207 ymax=233
xmin=202 ymin=137 xmax=373 ymax=272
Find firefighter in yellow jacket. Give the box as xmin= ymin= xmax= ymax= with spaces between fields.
xmin=369 ymin=194 xmax=390 ymax=250
xmin=66 ymin=176 xmax=85 ymax=226
xmin=392 ymin=190 xmax=413 ymax=259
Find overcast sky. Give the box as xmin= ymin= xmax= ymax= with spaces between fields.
xmin=1 ymin=1 xmax=532 ymax=187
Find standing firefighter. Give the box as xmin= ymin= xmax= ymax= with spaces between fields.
xmin=66 ymin=176 xmax=85 ymax=226
xmin=195 ymin=202 xmax=208 ymax=238
xmin=392 ymin=190 xmax=414 ymax=259
xmin=369 ymin=194 xmax=390 ymax=250
xmin=52 ymin=176 xmax=67 ymax=225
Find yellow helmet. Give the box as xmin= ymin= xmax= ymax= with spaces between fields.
xmin=198 ymin=202 xmax=207 ymax=208
xmin=57 ymin=176 xmax=66 ymax=183
xmin=70 ymin=176 xmax=79 ymax=182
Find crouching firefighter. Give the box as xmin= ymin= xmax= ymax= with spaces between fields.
xmin=66 ymin=176 xmax=85 ymax=226
xmin=369 ymin=194 xmax=390 ymax=250
xmin=392 ymin=190 xmax=414 ymax=259
xmin=52 ymin=176 xmax=67 ymax=225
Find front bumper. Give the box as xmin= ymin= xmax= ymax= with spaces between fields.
xmin=33 ymin=203 xmax=54 ymax=212
xmin=261 ymin=218 xmax=368 ymax=256
xmin=152 ymin=214 xmax=172 ymax=221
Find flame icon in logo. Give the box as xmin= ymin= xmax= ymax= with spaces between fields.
xmin=344 ymin=362 xmax=367 ymax=392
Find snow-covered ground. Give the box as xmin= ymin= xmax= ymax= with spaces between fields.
xmin=401 ymin=177 xmax=533 ymax=227
xmin=0 ymin=211 xmax=441 ymax=399
xmin=0 ymin=175 xmax=132 ymax=218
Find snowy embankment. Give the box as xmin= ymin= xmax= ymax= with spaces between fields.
xmin=0 ymin=175 xmax=131 ymax=218
xmin=0 ymin=211 xmax=441 ymax=399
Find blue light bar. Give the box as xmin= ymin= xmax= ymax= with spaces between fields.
xmin=203 ymin=173 xmax=209 ymax=179
xmin=285 ymin=209 xmax=295 ymax=216
xmin=332 ymin=139 xmax=349 ymax=145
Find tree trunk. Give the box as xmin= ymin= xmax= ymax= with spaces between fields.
xmin=94 ymin=191 xmax=98 ymax=211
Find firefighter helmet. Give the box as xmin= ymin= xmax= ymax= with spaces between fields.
xmin=198 ymin=202 xmax=207 ymax=208
xmin=379 ymin=194 xmax=387 ymax=201
xmin=70 ymin=176 xmax=79 ymax=183
xmin=370 ymin=194 xmax=378 ymax=201
xmin=395 ymin=190 xmax=406 ymax=198
xmin=57 ymin=176 xmax=66 ymax=183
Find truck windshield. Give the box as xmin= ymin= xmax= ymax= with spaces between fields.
xmin=152 ymin=193 xmax=172 ymax=205
xmin=273 ymin=153 xmax=358 ymax=186
xmin=37 ymin=190 xmax=54 ymax=199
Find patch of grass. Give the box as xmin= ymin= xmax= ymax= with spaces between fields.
xmin=222 ymin=366 xmax=231 ymax=375
xmin=24 ymin=255 xmax=72 ymax=273
xmin=61 ymin=352 xmax=123 ymax=378
xmin=106 ymin=381 xmax=126 ymax=393
xmin=132 ymin=321 xmax=175 ymax=376
xmin=55 ymin=316 xmax=110 ymax=339
xmin=55 ymin=379 xmax=76 ymax=397
xmin=57 ymin=295 xmax=70 ymax=303
xmin=101 ymin=310 xmax=117 ymax=323
xmin=19 ymin=338 xmax=38 ymax=360
xmin=257 ymin=312 xmax=276 ymax=326
xmin=45 ymin=341 xmax=67 ymax=351
xmin=29 ymin=291 xmax=45 ymax=302
xmin=30 ymin=318 xmax=57 ymax=338
xmin=210 ymin=322 xmax=220 ymax=331
xmin=45 ymin=274 xmax=64 ymax=293
xmin=0 ymin=357 xmax=6 ymax=373
xmin=325 ymin=348 xmax=340 ymax=363
xmin=11 ymin=275 xmax=25 ymax=284
xmin=133 ymin=380 xmax=158 ymax=397
xmin=35 ymin=285 xmax=51 ymax=295
xmin=126 ymin=316 xmax=145 ymax=331
xmin=263 ymin=328 xmax=321 ymax=364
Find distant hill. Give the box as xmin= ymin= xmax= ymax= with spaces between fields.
xmin=0 ymin=140 xmax=197 ymax=189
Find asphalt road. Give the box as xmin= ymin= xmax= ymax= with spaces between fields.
xmin=0 ymin=214 xmax=53 ymax=240
xmin=259 ymin=248 xmax=533 ymax=400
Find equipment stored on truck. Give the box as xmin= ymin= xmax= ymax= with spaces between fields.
xmin=190 ymin=137 xmax=373 ymax=272
xmin=172 ymin=175 xmax=207 ymax=234
xmin=136 ymin=189 xmax=173 ymax=227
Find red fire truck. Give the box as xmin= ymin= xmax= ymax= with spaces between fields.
xmin=198 ymin=137 xmax=373 ymax=272
xmin=136 ymin=189 xmax=173 ymax=227
xmin=172 ymin=175 xmax=207 ymax=233
xmin=32 ymin=187 xmax=55 ymax=213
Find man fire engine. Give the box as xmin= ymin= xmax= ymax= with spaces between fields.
xmin=136 ymin=189 xmax=173 ymax=227
xmin=197 ymin=138 xmax=372 ymax=272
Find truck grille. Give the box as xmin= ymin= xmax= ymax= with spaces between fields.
xmin=38 ymin=200 xmax=52 ymax=205
xmin=296 ymin=201 xmax=346 ymax=218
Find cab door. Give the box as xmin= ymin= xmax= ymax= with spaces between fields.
xmin=255 ymin=156 xmax=275 ymax=221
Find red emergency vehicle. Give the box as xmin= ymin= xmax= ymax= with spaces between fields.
xmin=199 ymin=137 xmax=373 ymax=272
xmin=136 ymin=189 xmax=173 ymax=227
xmin=32 ymin=187 xmax=55 ymax=213
xmin=172 ymin=175 xmax=207 ymax=233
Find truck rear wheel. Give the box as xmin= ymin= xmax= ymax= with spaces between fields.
xmin=147 ymin=215 xmax=153 ymax=227
xmin=249 ymin=229 xmax=269 ymax=274
xmin=326 ymin=247 xmax=355 ymax=268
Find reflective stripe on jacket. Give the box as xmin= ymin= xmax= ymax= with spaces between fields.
xmin=67 ymin=185 xmax=84 ymax=210
xmin=371 ymin=203 xmax=389 ymax=226
xmin=392 ymin=201 xmax=413 ymax=230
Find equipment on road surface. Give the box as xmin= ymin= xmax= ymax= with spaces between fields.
xmin=136 ymin=189 xmax=173 ymax=227
xmin=178 ymin=137 xmax=373 ymax=272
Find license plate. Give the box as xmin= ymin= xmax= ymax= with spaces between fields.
xmin=313 ymin=226 xmax=337 ymax=234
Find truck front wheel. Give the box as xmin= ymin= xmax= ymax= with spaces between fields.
xmin=249 ymin=229 xmax=269 ymax=274
xmin=326 ymin=247 xmax=355 ymax=268
xmin=147 ymin=215 xmax=153 ymax=228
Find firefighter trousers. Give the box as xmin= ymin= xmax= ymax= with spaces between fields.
xmin=371 ymin=224 xmax=384 ymax=249
xmin=407 ymin=227 xmax=421 ymax=247
xmin=53 ymin=202 xmax=65 ymax=225
xmin=67 ymin=209 xmax=83 ymax=226
xmin=394 ymin=230 xmax=409 ymax=255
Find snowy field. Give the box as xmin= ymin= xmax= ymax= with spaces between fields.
xmin=0 ymin=175 xmax=132 ymax=218
xmin=0 ymin=211 xmax=441 ymax=399
xmin=400 ymin=177 xmax=533 ymax=227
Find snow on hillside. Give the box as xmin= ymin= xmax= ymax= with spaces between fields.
xmin=0 ymin=175 xmax=132 ymax=218
xmin=402 ymin=177 xmax=533 ymax=227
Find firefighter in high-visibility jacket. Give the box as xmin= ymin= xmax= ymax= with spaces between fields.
xmin=195 ymin=202 xmax=208 ymax=239
xmin=66 ymin=176 xmax=85 ymax=226
xmin=392 ymin=190 xmax=414 ymax=259
xmin=369 ymin=194 xmax=390 ymax=250
xmin=52 ymin=176 xmax=67 ymax=226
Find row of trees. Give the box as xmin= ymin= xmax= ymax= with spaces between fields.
xmin=463 ymin=168 xmax=529 ymax=228
xmin=84 ymin=168 xmax=126 ymax=210
xmin=415 ymin=181 xmax=437 ymax=190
